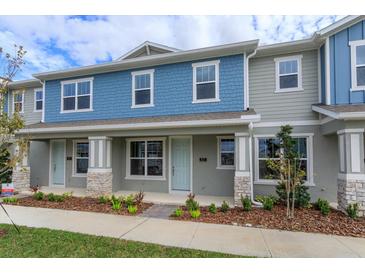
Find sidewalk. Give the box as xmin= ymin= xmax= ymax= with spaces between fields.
xmin=1 ymin=205 xmax=365 ymax=258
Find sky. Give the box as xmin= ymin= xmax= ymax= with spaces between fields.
xmin=0 ymin=15 xmax=345 ymax=80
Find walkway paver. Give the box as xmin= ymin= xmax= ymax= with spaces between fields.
xmin=1 ymin=205 xmax=365 ymax=258
xmin=140 ymin=204 xmax=177 ymax=219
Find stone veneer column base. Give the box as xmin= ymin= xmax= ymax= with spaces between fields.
xmin=86 ymin=170 xmax=113 ymax=197
xmin=338 ymin=177 xmax=365 ymax=217
xmin=234 ymin=175 xmax=251 ymax=206
xmin=12 ymin=167 xmax=30 ymax=192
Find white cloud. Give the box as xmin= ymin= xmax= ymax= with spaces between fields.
xmin=0 ymin=15 xmax=345 ymax=79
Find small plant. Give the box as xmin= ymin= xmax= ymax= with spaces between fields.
xmin=316 ymin=198 xmax=330 ymax=216
xmin=128 ymin=205 xmax=138 ymax=214
xmin=111 ymin=196 xmax=122 ymax=210
xmin=241 ymin=195 xmax=252 ymax=211
xmin=220 ymin=201 xmax=229 ymax=213
xmin=174 ymin=208 xmax=183 ymax=217
xmin=2 ymin=197 xmax=17 ymax=203
xmin=47 ymin=193 xmax=56 ymax=202
xmin=133 ymin=191 xmax=144 ymax=205
xmin=208 ymin=203 xmax=217 ymax=214
xmin=98 ymin=195 xmax=110 ymax=204
xmin=124 ymin=194 xmax=135 ymax=207
xmin=185 ymin=193 xmax=199 ymax=211
xmin=33 ymin=191 xmax=44 ymax=201
xmin=190 ymin=209 xmax=201 ymax=218
xmin=346 ymin=203 xmax=359 ymax=219
xmin=62 ymin=192 xmax=73 ymax=199
xmin=52 ymin=194 xmax=65 ymax=202
xmin=256 ymin=195 xmax=279 ymax=205
xmin=259 ymin=196 xmax=274 ymax=211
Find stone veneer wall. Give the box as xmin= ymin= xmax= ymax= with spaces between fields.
xmin=86 ymin=171 xmax=113 ymax=197
xmin=12 ymin=167 xmax=30 ymax=192
xmin=338 ymin=178 xmax=365 ymax=217
xmin=234 ymin=175 xmax=251 ymax=206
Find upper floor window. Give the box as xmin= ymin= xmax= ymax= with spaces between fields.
xmin=274 ymin=55 xmax=303 ymax=93
xmin=192 ymin=60 xmax=220 ymax=103
xmin=34 ymin=89 xmax=43 ymax=112
xmin=61 ymin=78 xmax=93 ymax=113
xmin=13 ymin=92 xmax=24 ymax=113
xmin=131 ymin=69 xmax=154 ymax=108
xmin=350 ymin=40 xmax=365 ymax=91
xmin=217 ymin=136 xmax=235 ymax=169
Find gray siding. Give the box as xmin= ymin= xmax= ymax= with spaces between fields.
xmin=8 ymin=88 xmax=42 ymax=125
xmin=250 ymin=50 xmax=319 ymax=122
xmin=29 ymin=140 xmax=49 ymax=187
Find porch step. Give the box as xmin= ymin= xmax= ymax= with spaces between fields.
xmin=140 ymin=204 xmax=178 ymax=219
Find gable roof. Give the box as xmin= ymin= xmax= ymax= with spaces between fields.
xmin=118 ymin=41 xmax=180 ymax=60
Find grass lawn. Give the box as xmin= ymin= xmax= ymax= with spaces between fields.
xmin=0 ymin=224 xmax=243 ymax=258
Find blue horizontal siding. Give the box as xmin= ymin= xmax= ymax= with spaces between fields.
xmin=45 ymin=54 xmax=245 ymax=122
xmin=329 ymin=20 xmax=365 ymax=104
xmin=320 ymin=45 xmax=326 ymax=104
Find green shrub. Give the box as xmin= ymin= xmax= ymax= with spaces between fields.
xmin=124 ymin=194 xmax=135 ymax=207
xmin=98 ymin=195 xmax=110 ymax=204
xmin=220 ymin=201 xmax=229 ymax=213
xmin=240 ymin=195 xmax=252 ymax=211
xmin=316 ymin=198 xmax=330 ymax=216
xmin=33 ymin=191 xmax=44 ymax=201
xmin=208 ymin=203 xmax=217 ymax=214
xmin=127 ymin=205 xmax=138 ymax=214
xmin=259 ymin=196 xmax=274 ymax=211
xmin=174 ymin=208 xmax=183 ymax=217
xmin=185 ymin=193 xmax=199 ymax=211
xmin=255 ymin=195 xmax=279 ymax=205
xmin=346 ymin=203 xmax=359 ymax=219
xmin=53 ymin=195 xmax=65 ymax=202
xmin=276 ymin=181 xmax=311 ymax=208
xmin=111 ymin=196 xmax=122 ymax=210
xmin=190 ymin=209 xmax=201 ymax=218
xmin=2 ymin=197 xmax=17 ymax=203
xmin=62 ymin=192 xmax=73 ymax=199
xmin=47 ymin=193 xmax=56 ymax=202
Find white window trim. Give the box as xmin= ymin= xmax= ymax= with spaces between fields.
xmin=274 ymin=55 xmax=303 ymax=93
xmin=12 ymin=90 xmax=24 ymax=114
xmin=131 ymin=69 xmax=155 ymax=108
xmin=216 ymin=136 xmax=235 ymax=170
xmin=60 ymin=77 xmax=94 ymax=113
xmin=125 ymin=137 xmax=166 ymax=180
xmin=34 ymin=88 xmax=43 ymax=112
xmin=72 ymin=139 xmax=89 ymax=177
xmin=350 ymin=40 xmax=365 ymax=91
xmin=192 ymin=60 xmax=220 ymax=103
xmin=254 ymin=134 xmax=314 ymax=186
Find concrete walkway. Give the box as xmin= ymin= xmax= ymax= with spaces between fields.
xmin=1 ymin=205 xmax=365 ymax=258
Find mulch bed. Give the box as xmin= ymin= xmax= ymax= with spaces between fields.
xmin=4 ymin=196 xmax=153 ymax=216
xmin=171 ymin=205 xmax=365 ymax=238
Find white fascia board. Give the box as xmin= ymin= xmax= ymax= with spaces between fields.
xmin=18 ymin=115 xmax=261 ymax=134
xmin=312 ymin=105 xmax=365 ymax=120
xmin=315 ymin=16 xmax=365 ymax=38
xmin=311 ymin=105 xmax=339 ymax=119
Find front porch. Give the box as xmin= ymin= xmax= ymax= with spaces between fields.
xmin=38 ymin=187 xmax=235 ymax=206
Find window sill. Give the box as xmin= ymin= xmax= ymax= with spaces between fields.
xmin=125 ymin=176 xmax=166 ymax=181
xmin=131 ymin=104 xmax=154 ymax=109
xmin=60 ymin=109 xmax=93 ymax=114
xmin=216 ymin=166 xmax=235 ymax=170
xmin=254 ymin=180 xmax=315 ymax=187
xmin=274 ymin=88 xmax=304 ymax=93
xmin=72 ymin=173 xmax=87 ymax=178
xmin=33 ymin=110 xmax=43 ymax=113
xmin=192 ymin=98 xmax=220 ymax=104
xmin=350 ymin=86 xmax=365 ymax=92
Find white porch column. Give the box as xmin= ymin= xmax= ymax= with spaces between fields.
xmin=12 ymin=141 xmax=30 ymax=192
xmin=86 ymin=136 xmax=113 ymax=197
xmin=337 ymin=129 xmax=365 ymax=216
xmin=234 ymin=132 xmax=251 ymax=206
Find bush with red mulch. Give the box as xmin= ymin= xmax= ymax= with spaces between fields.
xmin=171 ymin=205 xmax=365 ymax=238
xmin=4 ymin=196 xmax=152 ymax=216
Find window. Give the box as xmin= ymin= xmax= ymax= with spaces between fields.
xmin=13 ymin=92 xmax=24 ymax=113
xmin=73 ymin=141 xmax=89 ymax=176
xmin=34 ymin=89 xmax=43 ymax=112
xmin=126 ymin=138 xmax=165 ymax=179
xmin=255 ymin=136 xmax=311 ymax=183
xmin=192 ymin=60 xmax=220 ymax=103
xmin=350 ymin=40 xmax=365 ymax=91
xmin=217 ymin=137 xmax=235 ymax=169
xmin=131 ymin=70 xmax=154 ymax=108
xmin=275 ymin=55 xmax=303 ymax=92
xmin=61 ymin=78 xmax=93 ymax=113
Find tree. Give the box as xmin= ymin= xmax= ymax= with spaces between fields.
xmin=0 ymin=45 xmax=27 ymax=184
xmin=267 ymin=125 xmax=306 ymax=218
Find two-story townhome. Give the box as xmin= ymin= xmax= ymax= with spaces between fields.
xmin=4 ymin=15 xmax=365 ymax=216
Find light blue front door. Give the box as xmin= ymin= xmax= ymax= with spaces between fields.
xmin=171 ymin=137 xmax=191 ymax=191
xmin=51 ymin=140 xmax=65 ymax=186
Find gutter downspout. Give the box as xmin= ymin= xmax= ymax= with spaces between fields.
xmin=40 ymin=80 xmax=45 ymax=123
xmin=249 ymin=122 xmax=262 ymax=207
xmin=244 ymin=49 xmax=257 ymax=110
